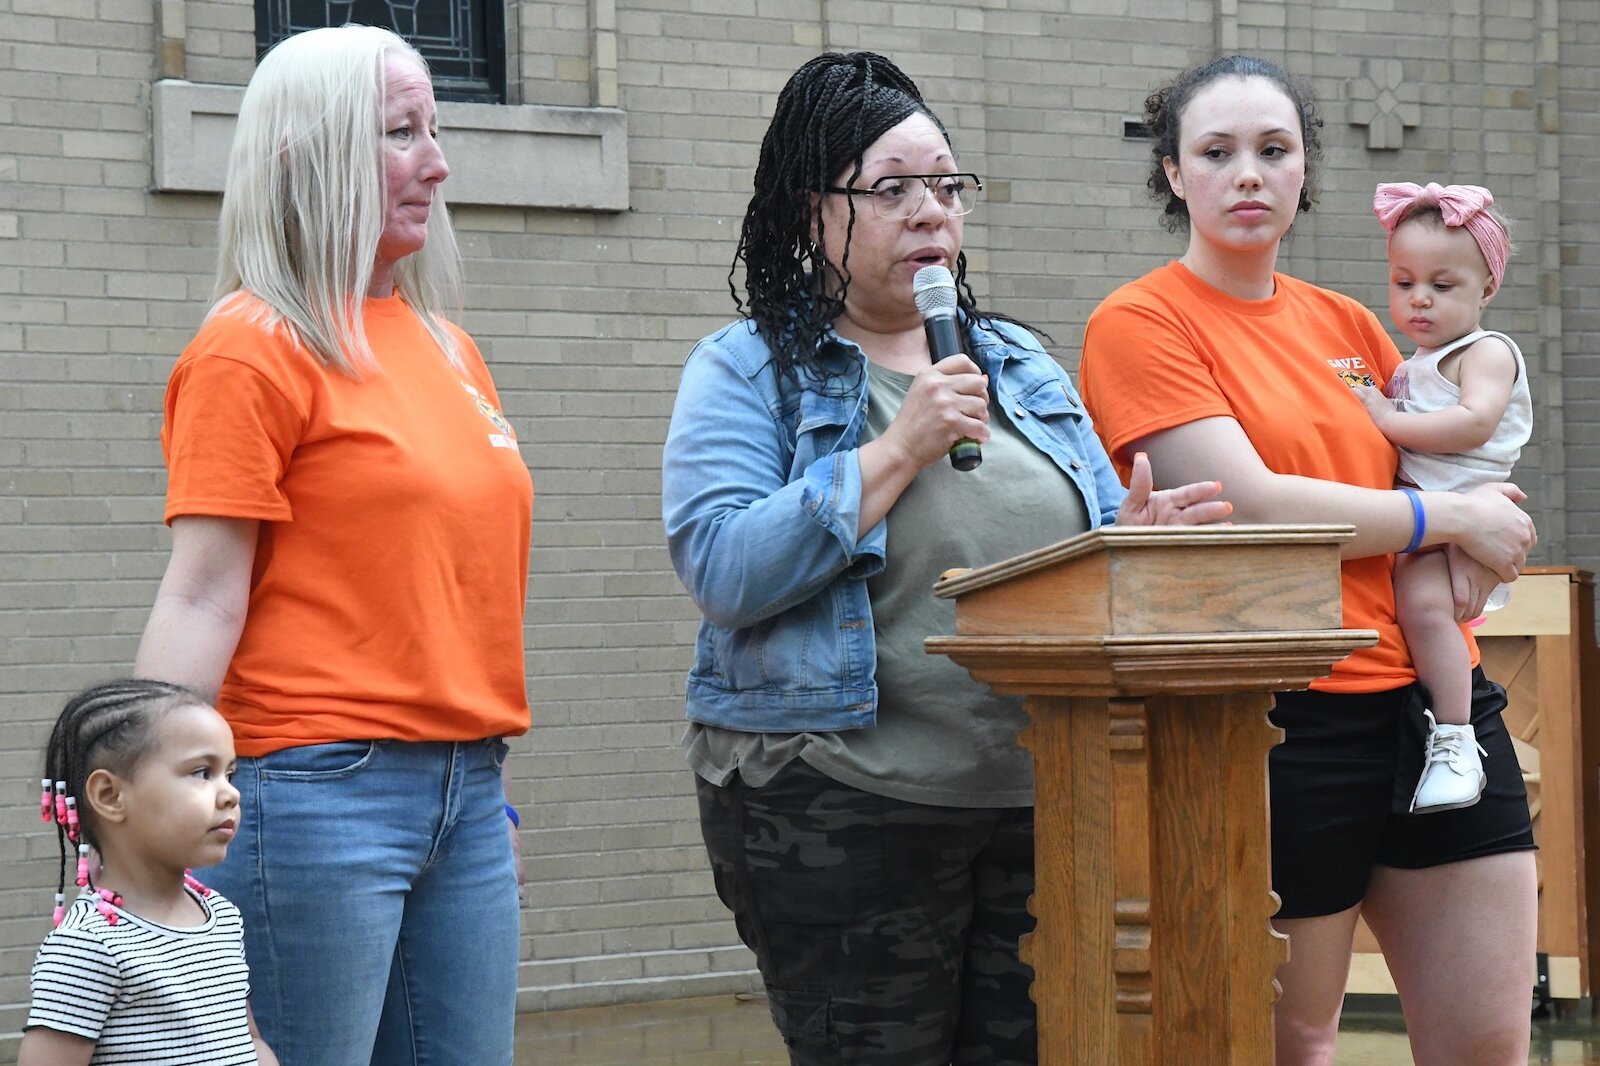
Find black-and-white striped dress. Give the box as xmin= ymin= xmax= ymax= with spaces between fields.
xmin=26 ymin=887 xmax=257 ymax=1064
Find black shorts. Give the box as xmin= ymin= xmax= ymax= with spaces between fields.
xmin=1268 ymin=667 xmax=1536 ymax=919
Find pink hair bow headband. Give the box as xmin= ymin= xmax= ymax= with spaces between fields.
xmin=1373 ymin=181 xmax=1508 ymax=287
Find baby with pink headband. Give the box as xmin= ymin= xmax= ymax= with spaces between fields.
xmin=1355 ymin=181 xmax=1533 ymax=814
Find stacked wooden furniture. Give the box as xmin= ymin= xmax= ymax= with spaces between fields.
xmin=1346 ymin=566 xmax=1600 ymax=1004
xmin=928 ymin=525 xmax=1376 ymax=1065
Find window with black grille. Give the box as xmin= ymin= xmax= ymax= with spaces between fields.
xmin=256 ymin=1 xmax=506 ymax=103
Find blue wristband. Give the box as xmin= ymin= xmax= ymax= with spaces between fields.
xmin=503 ymin=803 xmax=520 ymax=829
xmin=1400 ymin=488 xmax=1426 ymax=554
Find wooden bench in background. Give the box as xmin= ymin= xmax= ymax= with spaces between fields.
xmin=1346 ymin=567 xmax=1600 ymax=1005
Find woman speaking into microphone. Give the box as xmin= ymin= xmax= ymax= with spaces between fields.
xmin=660 ymin=51 xmax=1227 ymax=1064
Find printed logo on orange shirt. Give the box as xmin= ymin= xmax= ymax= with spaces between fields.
xmin=461 ymin=382 xmax=519 ymax=450
xmin=1326 ymin=356 xmax=1376 ymax=389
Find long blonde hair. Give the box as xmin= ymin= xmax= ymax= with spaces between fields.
xmin=212 ymin=24 xmax=464 ymax=374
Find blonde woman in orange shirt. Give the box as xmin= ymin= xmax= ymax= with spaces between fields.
xmin=133 ymin=26 xmax=531 ymax=1065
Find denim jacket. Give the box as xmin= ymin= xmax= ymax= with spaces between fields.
xmin=661 ymin=313 xmax=1128 ymax=732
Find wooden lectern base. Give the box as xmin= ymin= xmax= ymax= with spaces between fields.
xmin=1022 ymin=691 xmax=1286 ymax=1064
xmin=927 ymin=525 xmax=1376 ymax=1065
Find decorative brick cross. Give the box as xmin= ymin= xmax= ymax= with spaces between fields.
xmin=1347 ymin=58 xmax=1420 ymax=150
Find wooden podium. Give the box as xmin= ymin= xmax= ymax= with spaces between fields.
xmin=926 ymin=525 xmax=1377 ymax=1065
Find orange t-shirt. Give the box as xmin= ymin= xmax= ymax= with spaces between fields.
xmin=163 ymin=294 xmax=534 ymax=755
xmin=1080 ymin=261 xmax=1476 ymax=692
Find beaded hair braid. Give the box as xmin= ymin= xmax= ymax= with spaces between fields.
xmin=729 ymin=51 xmax=997 ymax=381
xmin=40 ymin=679 xmax=206 ymax=925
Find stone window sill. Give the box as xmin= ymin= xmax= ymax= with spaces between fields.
xmin=151 ymin=79 xmax=628 ymax=211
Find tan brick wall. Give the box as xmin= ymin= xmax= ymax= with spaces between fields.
xmin=1562 ymin=0 xmax=1600 ymax=573
xmin=1 ymin=0 xmax=1594 ymax=1055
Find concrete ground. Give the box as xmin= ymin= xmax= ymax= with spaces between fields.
xmin=514 ymin=992 xmax=1600 ymax=1064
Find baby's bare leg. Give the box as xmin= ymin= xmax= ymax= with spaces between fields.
xmin=1393 ymin=550 xmax=1471 ymax=725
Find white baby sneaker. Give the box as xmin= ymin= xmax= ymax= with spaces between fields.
xmin=1411 ymin=710 xmax=1487 ymax=814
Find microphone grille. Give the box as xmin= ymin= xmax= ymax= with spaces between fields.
xmin=912 ymin=265 xmax=957 ymax=316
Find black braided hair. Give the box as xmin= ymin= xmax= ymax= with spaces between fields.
xmin=1142 ymin=55 xmax=1324 ymax=233
xmin=42 ymin=679 xmax=207 ymax=908
xmin=730 ymin=51 xmax=1008 ymax=383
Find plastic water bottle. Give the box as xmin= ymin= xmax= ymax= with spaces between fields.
xmin=1482 ymin=583 xmax=1512 ymax=612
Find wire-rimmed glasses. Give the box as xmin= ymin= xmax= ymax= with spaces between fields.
xmin=825 ymin=173 xmax=984 ymax=219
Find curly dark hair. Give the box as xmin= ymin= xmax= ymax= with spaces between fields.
xmin=729 ymin=51 xmax=992 ymax=379
xmin=1143 ymin=55 xmax=1324 ymax=233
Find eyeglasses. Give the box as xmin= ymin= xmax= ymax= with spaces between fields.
xmin=825 ymin=173 xmax=984 ymax=219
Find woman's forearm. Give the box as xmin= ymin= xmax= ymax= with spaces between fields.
xmin=855 ymin=436 xmax=922 ymax=537
xmin=1133 ymin=417 xmax=1415 ymax=556
xmin=1132 ymin=417 xmax=1532 ymax=574
xmin=133 ymin=516 xmax=258 ymax=700
xmin=134 ymin=594 xmax=248 ymax=701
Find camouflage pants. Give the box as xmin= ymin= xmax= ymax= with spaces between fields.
xmin=696 ymin=760 xmax=1037 ymax=1066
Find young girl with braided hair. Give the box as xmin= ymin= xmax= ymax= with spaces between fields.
xmin=1355 ymin=181 xmax=1532 ymax=814
xmin=20 ymin=680 xmax=277 ymax=1066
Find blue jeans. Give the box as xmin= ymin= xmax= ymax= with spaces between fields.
xmin=198 ymin=738 xmax=519 ymax=1066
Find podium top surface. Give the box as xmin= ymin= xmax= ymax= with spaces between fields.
xmin=931 ymin=523 xmax=1358 ymax=600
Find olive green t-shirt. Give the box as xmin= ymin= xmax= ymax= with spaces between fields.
xmin=685 ymin=360 xmax=1093 ymax=806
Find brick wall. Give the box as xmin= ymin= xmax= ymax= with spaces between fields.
xmin=0 ymin=0 xmax=1593 ymax=1055
xmin=1562 ymin=2 xmax=1600 ymax=579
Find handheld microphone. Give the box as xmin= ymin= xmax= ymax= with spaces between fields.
xmin=912 ymin=265 xmax=981 ymax=471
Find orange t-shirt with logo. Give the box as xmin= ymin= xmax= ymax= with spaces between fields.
xmin=163 ymin=294 xmax=534 ymax=756
xmin=1079 ymin=261 xmax=1476 ymax=692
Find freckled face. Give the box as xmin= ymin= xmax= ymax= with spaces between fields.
xmin=1386 ymin=219 xmax=1496 ymax=349
xmin=374 ymin=52 xmax=449 ymax=289
xmin=1163 ymin=75 xmax=1307 ymax=256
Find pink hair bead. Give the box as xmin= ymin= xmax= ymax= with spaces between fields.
xmin=75 ymin=843 xmax=90 ymax=887
xmin=94 ymin=889 xmax=121 ymax=926
xmin=64 ymin=797 xmax=79 ymax=843
xmin=53 ymin=782 xmax=68 ymax=825
xmin=40 ymin=779 xmax=52 ymax=822
xmin=183 ymin=870 xmax=213 ymax=897
xmin=51 ymin=892 xmax=65 ymax=928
